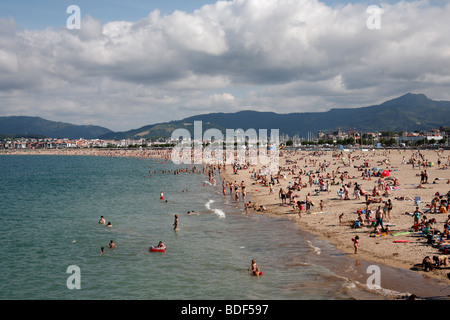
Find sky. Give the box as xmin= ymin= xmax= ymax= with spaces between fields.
xmin=0 ymin=0 xmax=449 ymax=131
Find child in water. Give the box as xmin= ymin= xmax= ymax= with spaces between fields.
xmin=248 ymin=259 xmax=262 ymax=276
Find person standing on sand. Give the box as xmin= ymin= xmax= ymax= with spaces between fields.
xmin=279 ymin=188 xmax=286 ymax=204
xmin=306 ymin=193 xmax=311 ymax=212
xmin=298 ymin=201 xmax=304 ymax=219
xmin=413 ymin=207 xmax=422 ymax=226
xmin=375 ymin=206 xmax=383 ymax=229
xmin=386 ymin=199 xmax=393 ymax=222
xmin=339 ymin=213 xmax=344 ymax=226
xmin=352 ymin=236 xmax=359 ymax=254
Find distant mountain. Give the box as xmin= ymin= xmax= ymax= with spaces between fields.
xmin=99 ymin=121 xmax=228 ymax=141
xmin=0 ymin=116 xmax=112 ymax=139
xmin=99 ymin=93 xmax=450 ymax=140
xmin=2 ymin=94 xmax=448 ymax=140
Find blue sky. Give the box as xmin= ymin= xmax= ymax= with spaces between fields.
xmin=1 ymin=0 xmax=220 ymax=29
xmin=1 ymin=0 xmax=394 ymax=30
xmin=0 ymin=0 xmax=449 ymax=131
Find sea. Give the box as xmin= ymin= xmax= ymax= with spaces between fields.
xmin=0 ymin=154 xmax=449 ymax=301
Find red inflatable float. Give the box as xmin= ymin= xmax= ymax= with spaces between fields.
xmin=149 ymin=246 xmax=166 ymax=252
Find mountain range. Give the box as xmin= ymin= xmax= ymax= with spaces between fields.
xmin=0 ymin=116 xmax=112 ymax=139
xmin=1 ymin=93 xmax=449 ymax=140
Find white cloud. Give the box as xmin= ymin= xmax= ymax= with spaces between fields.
xmin=0 ymin=0 xmax=450 ymax=131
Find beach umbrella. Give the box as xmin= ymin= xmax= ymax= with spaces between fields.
xmin=381 ymin=170 xmax=389 ymax=177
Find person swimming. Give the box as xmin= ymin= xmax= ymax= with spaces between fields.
xmin=248 ymin=259 xmax=262 ymax=276
xmin=173 ymin=215 xmax=178 ymax=231
xmin=107 ymin=240 xmax=116 ymax=248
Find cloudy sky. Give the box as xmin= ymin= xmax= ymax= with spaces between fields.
xmin=1 ymin=0 xmax=449 ymax=131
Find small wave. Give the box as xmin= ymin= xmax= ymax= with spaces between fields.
xmin=353 ymin=279 xmax=411 ymax=300
xmin=205 ymin=199 xmax=225 ymax=218
xmin=213 ymin=208 xmax=226 ymax=218
xmin=307 ymin=240 xmax=321 ymax=255
xmin=205 ymin=199 xmax=214 ymax=210
xmin=334 ymin=274 xmax=412 ymax=300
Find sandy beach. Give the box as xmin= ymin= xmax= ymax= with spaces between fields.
xmin=220 ymin=148 xmax=450 ymax=284
xmin=3 ymin=147 xmax=450 ymax=286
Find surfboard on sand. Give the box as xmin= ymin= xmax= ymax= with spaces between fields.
xmin=392 ymin=231 xmax=413 ymax=237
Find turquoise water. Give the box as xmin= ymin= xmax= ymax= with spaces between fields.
xmin=0 ymin=155 xmax=447 ymax=300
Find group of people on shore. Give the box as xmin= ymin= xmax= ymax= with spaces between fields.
xmin=238 ymin=149 xmax=450 ymax=280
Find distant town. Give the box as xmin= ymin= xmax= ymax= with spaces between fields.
xmin=1 ymin=128 xmax=448 ymax=150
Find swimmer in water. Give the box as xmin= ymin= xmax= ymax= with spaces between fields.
xmin=173 ymin=215 xmax=178 ymax=231
xmin=99 ymin=216 xmax=105 ymax=224
xmin=248 ymin=259 xmax=262 ymax=276
xmin=107 ymin=222 xmax=112 ymax=228
xmin=107 ymin=240 xmax=116 ymax=248
xmin=160 ymin=191 xmax=164 ymax=200
xmin=157 ymin=241 xmax=166 ymax=249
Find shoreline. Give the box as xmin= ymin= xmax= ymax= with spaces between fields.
xmin=4 ymin=147 xmax=450 ymax=295
xmin=0 ymin=148 xmax=172 ymax=161
xmin=218 ymin=148 xmax=450 ymax=288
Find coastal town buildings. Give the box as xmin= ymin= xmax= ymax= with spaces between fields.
xmin=0 ymin=128 xmax=447 ymax=149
